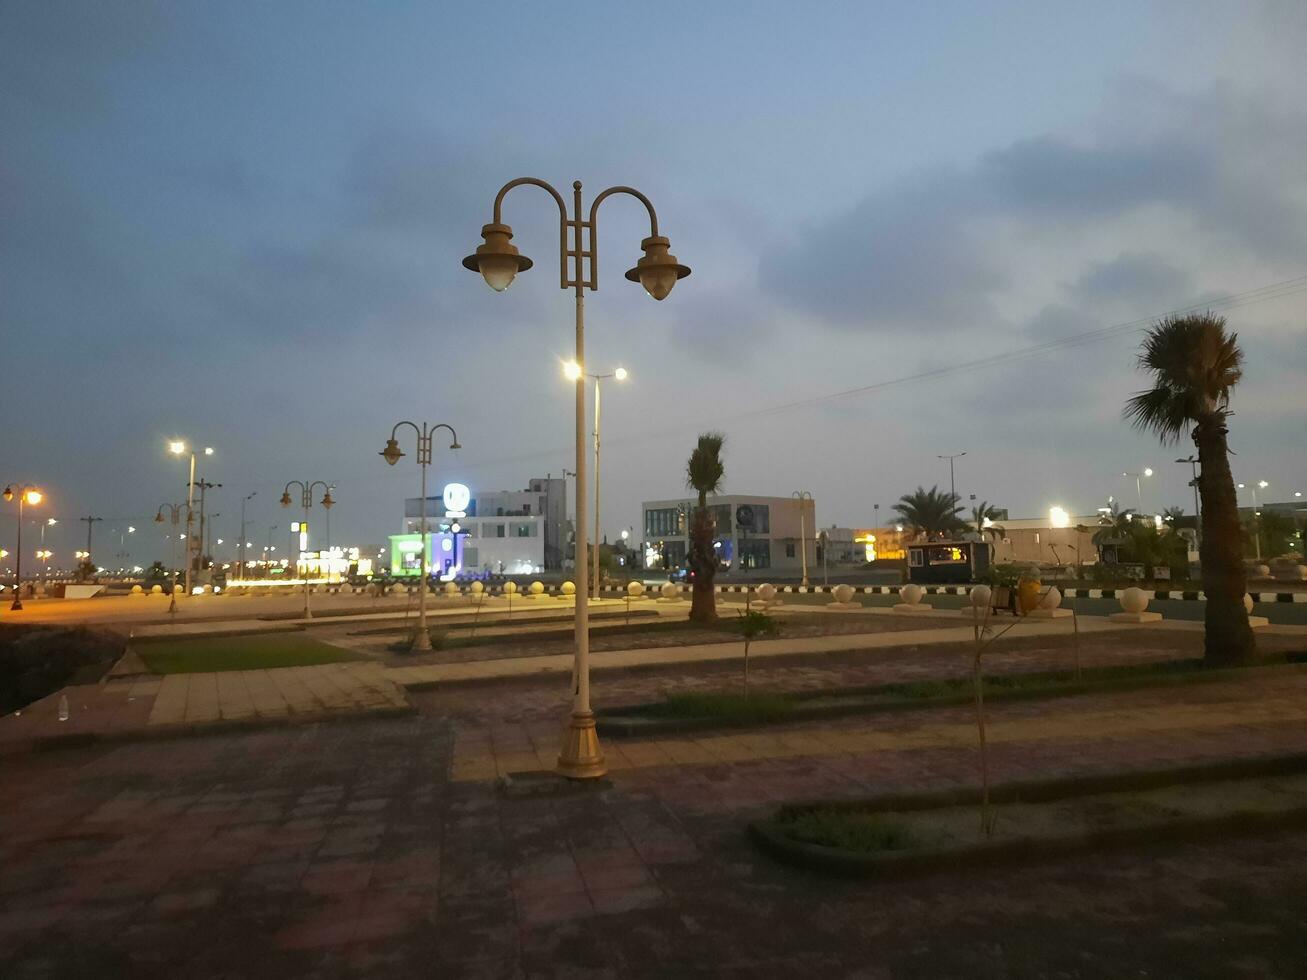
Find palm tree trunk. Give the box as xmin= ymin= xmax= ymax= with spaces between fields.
xmin=688 ymin=498 xmax=717 ymax=624
xmin=1195 ymin=417 xmax=1257 ymax=665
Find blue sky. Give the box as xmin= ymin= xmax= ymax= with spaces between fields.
xmin=2 ymin=1 xmax=1305 ymax=564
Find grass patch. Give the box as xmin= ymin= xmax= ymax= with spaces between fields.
xmin=642 ymin=690 xmax=797 ymax=724
xmin=773 ymin=807 xmax=920 ymax=853
xmin=137 ymin=634 xmax=365 ymax=674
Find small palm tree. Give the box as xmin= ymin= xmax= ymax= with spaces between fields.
xmin=971 ymin=501 xmax=1006 ymax=540
xmin=1125 ymin=312 xmax=1255 ymax=664
xmin=686 ymin=432 xmax=725 ymax=624
xmin=893 ymin=486 xmax=965 ymax=540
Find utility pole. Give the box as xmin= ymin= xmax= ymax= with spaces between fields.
xmin=78 ymin=515 xmax=103 ymax=564
xmin=193 ymin=479 xmax=221 ymax=573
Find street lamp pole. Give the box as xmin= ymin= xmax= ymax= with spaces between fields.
xmin=1238 ymin=481 xmax=1269 ymax=561
xmin=280 ymin=481 xmax=334 ymax=618
xmin=1122 ymin=468 xmax=1153 ymax=514
xmin=1175 ymin=456 xmax=1202 ymax=548
xmin=464 ymin=176 xmax=690 ymax=779
xmin=3 ymin=485 xmax=44 ymax=611
xmin=566 ymin=363 xmax=627 ymax=597
xmin=937 ymin=452 xmax=967 ymax=502
xmin=155 ymin=503 xmax=184 ymax=612
xmin=169 ymin=442 xmax=213 ymax=597
xmin=238 ymin=492 xmax=256 ymax=581
xmin=380 ymin=422 xmax=461 ymax=651
xmin=791 ymin=491 xmax=813 ymax=588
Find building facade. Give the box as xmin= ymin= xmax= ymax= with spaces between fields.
xmin=641 ymin=494 xmax=817 ymax=576
xmin=390 ymin=476 xmax=566 ymax=579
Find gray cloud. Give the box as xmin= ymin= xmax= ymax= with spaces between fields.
xmin=1064 ymin=252 xmax=1191 ymax=311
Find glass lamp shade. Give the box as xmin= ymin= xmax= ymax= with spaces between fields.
xmin=614 ymin=367 xmax=628 ymax=381
xmin=279 ymin=492 xmax=293 ymax=507
xmin=462 ymin=223 xmax=532 ymax=291
xmin=624 ymin=235 xmax=689 ymax=301
xmin=380 ymin=439 xmax=404 ymax=465
xmin=2 ymin=487 xmax=12 ymax=502
xmin=321 ymin=493 xmax=334 ymax=509
xmin=24 ymin=490 xmax=41 ymax=505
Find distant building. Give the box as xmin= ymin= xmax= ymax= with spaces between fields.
xmin=390 ymin=476 xmax=566 ymax=578
xmin=640 ymin=494 xmax=816 ymax=576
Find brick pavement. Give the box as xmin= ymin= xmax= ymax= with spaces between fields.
xmin=5 ymin=637 xmax=1307 ymax=976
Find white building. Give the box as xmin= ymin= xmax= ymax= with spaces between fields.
xmin=391 ymin=477 xmax=566 ymax=579
xmin=641 ymin=494 xmax=817 ymax=577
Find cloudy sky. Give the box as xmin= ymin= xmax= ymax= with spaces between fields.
xmin=2 ymin=1 xmax=1305 ymax=565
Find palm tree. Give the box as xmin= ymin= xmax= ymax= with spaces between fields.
xmin=893 ymin=485 xmax=965 ymax=540
xmin=686 ymin=432 xmax=725 ymax=624
xmin=1125 ymin=312 xmax=1255 ymax=664
xmin=971 ymin=501 xmax=1005 ymax=540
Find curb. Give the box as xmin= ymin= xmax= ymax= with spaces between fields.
xmin=712 ymin=584 xmax=1307 ymax=603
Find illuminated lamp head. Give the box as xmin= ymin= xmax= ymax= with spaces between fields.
xmin=380 ymin=439 xmax=404 ymax=465
xmin=462 ymin=223 xmax=533 ymax=291
xmin=624 ymin=235 xmax=690 ymax=301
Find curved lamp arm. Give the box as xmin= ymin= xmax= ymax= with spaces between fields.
xmin=427 ymin=423 xmax=460 ymax=449
xmin=389 ymin=419 xmax=422 ymax=446
xmin=493 ymin=177 xmax=569 ymax=287
xmin=588 ymin=186 xmax=660 ymax=289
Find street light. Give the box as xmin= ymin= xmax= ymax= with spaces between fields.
xmin=791 ymin=491 xmax=813 ymax=588
xmin=279 ymin=481 xmax=334 ymax=618
xmin=1122 ymin=468 xmax=1153 ymax=513
xmin=562 ymin=362 xmax=628 ymax=597
xmin=1175 ymin=456 xmax=1202 ymax=548
xmin=937 ymin=452 xmax=967 ymax=502
xmin=168 ymin=440 xmax=214 ymax=598
xmin=3 ymin=484 xmax=45 ymax=611
xmin=379 ymin=421 xmax=460 ymax=651
xmin=464 ymin=176 xmax=690 ymax=780
xmin=238 ymin=491 xmax=257 ymax=581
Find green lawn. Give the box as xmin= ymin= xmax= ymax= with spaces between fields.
xmin=136 ymin=633 xmax=365 ymax=674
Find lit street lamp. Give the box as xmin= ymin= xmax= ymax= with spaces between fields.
xmin=279 ymin=481 xmax=334 ymax=618
xmin=464 ymin=175 xmax=690 ymax=779
xmin=1121 ymin=467 xmax=1153 ymax=513
xmin=169 ymin=441 xmax=213 ymax=598
xmin=791 ymin=491 xmax=813 ymax=588
xmin=1237 ymin=480 xmax=1270 ymax=560
xmin=380 ymin=422 xmax=460 ymax=651
xmin=564 ymin=361 xmax=627 ymax=597
xmin=937 ymin=452 xmax=967 ymax=502
xmin=238 ymin=491 xmax=257 ymax=581
xmin=3 ymin=484 xmax=45 ymax=611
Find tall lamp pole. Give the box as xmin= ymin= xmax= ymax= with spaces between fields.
xmin=3 ymin=484 xmax=45 ymax=611
xmin=565 ymin=362 xmax=627 ymax=597
xmin=238 ymin=491 xmax=256 ymax=581
xmin=791 ymin=491 xmax=813 ymax=587
xmin=1237 ymin=480 xmax=1269 ymax=561
xmin=464 ymin=176 xmax=690 ymax=779
xmin=168 ymin=441 xmax=213 ymax=597
xmin=380 ymin=422 xmax=460 ymax=651
xmin=1122 ymin=467 xmax=1153 ymax=514
xmin=1175 ymin=456 xmax=1202 ymax=548
xmin=280 ymin=481 xmax=334 ymax=618
xmin=937 ymin=452 xmax=967 ymax=502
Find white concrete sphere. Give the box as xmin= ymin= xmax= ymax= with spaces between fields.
xmin=151 ymin=584 xmax=163 ymax=594
xmin=900 ymin=584 xmax=924 ymax=606
xmin=469 ymin=581 xmax=485 ymax=595
xmin=1254 ymin=564 xmax=1270 ymax=577
xmin=1120 ymin=587 xmax=1149 ymax=614
xmin=833 ymin=584 xmax=855 ymax=603
xmin=502 ymin=580 xmax=518 ymax=595
xmin=529 ymin=580 xmax=545 ymax=595
xmin=968 ymin=585 xmax=992 ymax=608
xmin=561 ymin=581 xmax=576 ymax=596
xmin=756 ymin=583 xmax=777 ymax=602
xmin=1038 ymin=587 xmax=1063 ymax=610
xmin=202 ymin=584 xmax=213 ymax=594
xmin=131 ymin=584 xmax=144 ymax=595
xmin=627 ymin=581 xmax=645 ymax=597
xmin=1244 ymin=593 xmax=1254 ymax=614
xmin=661 ymin=582 xmax=680 ymax=599
xmin=444 ymin=581 xmax=459 ymax=595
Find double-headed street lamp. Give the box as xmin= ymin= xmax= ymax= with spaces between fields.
xmin=155 ymin=503 xmax=186 ymax=612
xmin=564 ymin=361 xmax=627 ymax=597
xmin=791 ymin=491 xmax=813 ymax=588
xmin=464 ymin=176 xmax=690 ymax=780
xmin=168 ymin=441 xmax=213 ymax=597
xmin=279 ymin=482 xmax=334 ymax=618
xmin=380 ymin=422 xmax=461 ymax=651
xmin=3 ymin=484 xmax=45 ymax=611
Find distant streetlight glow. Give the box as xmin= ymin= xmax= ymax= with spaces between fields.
xmin=1049 ymin=506 xmax=1070 ymax=528
xmin=563 ymin=360 xmax=582 ymax=382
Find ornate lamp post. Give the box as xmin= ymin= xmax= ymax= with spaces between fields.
xmin=380 ymin=422 xmax=460 ymax=650
xmin=3 ymin=484 xmax=44 ymax=611
xmin=463 ymin=176 xmax=690 ymax=779
xmin=279 ymin=481 xmax=334 ymax=618
xmin=791 ymin=491 xmax=813 ymax=588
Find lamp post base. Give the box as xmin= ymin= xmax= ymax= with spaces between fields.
xmin=411 ymin=627 xmax=432 ymax=651
xmin=556 ymin=711 xmax=607 ymax=779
